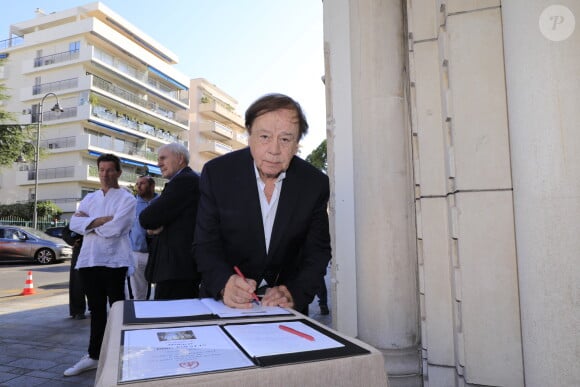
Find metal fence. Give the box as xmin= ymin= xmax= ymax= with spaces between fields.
xmin=0 ymin=215 xmax=67 ymax=231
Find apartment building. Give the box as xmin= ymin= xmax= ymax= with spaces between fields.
xmin=187 ymin=78 xmax=247 ymax=173
xmin=0 ymin=2 xmax=190 ymax=217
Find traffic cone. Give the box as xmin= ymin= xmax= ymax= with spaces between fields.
xmin=20 ymin=271 xmax=36 ymax=296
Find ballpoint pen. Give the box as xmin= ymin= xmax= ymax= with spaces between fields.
xmin=279 ymin=324 xmax=315 ymax=341
xmin=233 ymin=265 xmax=261 ymax=305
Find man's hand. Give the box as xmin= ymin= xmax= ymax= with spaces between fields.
xmin=146 ymin=226 xmax=164 ymax=235
xmin=222 ymin=274 xmax=258 ymax=309
xmin=85 ymin=215 xmax=113 ymax=229
xmin=261 ymin=285 xmax=294 ymax=309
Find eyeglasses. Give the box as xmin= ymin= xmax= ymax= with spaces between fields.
xmin=252 ymin=133 xmax=297 ymax=148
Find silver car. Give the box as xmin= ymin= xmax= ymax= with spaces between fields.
xmin=0 ymin=226 xmax=73 ymax=264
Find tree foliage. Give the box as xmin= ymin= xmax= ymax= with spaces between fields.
xmin=0 ymin=59 xmax=36 ymax=168
xmin=0 ymin=201 xmax=62 ymax=219
xmin=305 ymin=139 xmax=327 ymax=173
xmin=0 ymin=124 xmax=36 ymax=167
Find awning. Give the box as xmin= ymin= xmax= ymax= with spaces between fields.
xmin=147 ymin=165 xmax=161 ymax=175
xmin=120 ymin=158 xmax=145 ymax=167
xmin=148 ymin=66 xmax=188 ymax=90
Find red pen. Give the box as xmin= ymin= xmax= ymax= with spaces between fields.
xmin=233 ymin=266 xmax=261 ymax=305
xmin=279 ymin=324 xmax=315 ymax=341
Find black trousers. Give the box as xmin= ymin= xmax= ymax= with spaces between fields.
xmin=68 ymin=245 xmax=87 ymax=316
xmin=154 ymin=280 xmax=199 ymax=300
xmin=79 ymin=266 xmax=127 ymax=359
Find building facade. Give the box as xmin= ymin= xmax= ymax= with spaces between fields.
xmin=186 ymin=78 xmax=247 ymax=173
xmin=0 ymin=2 xmax=190 ymax=217
xmin=324 ymin=1 xmax=579 ymax=386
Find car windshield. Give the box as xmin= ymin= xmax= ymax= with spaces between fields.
xmin=18 ymin=227 xmax=52 ymax=239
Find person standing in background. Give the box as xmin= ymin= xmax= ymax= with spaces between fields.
xmin=64 ymin=153 xmax=135 ymax=376
xmin=139 ymin=143 xmax=200 ymax=300
xmin=62 ymin=224 xmax=86 ymax=319
xmin=126 ymin=175 xmax=158 ymax=300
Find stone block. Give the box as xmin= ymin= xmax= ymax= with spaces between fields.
xmin=454 ymin=190 xmax=524 ymax=386
xmin=446 ymin=8 xmax=512 ymax=191
xmin=413 ymin=41 xmax=447 ymax=197
xmin=418 ymin=197 xmax=455 ymax=365
xmin=408 ymin=0 xmax=439 ymax=41
xmin=446 ymin=0 xmax=500 ymax=14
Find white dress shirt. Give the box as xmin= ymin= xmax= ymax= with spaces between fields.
xmin=254 ymin=164 xmax=286 ymax=253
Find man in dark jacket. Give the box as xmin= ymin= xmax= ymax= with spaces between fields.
xmin=194 ymin=93 xmax=332 ymax=314
xmin=139 ymin=142 xmax=200 ymax=300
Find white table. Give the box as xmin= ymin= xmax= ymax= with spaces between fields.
xmin=95 ymin=301 xmax=389 ymax=386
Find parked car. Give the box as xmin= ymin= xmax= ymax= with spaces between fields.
xmin=44 ymin=226 xmax=66 ymax=239
xmin=0 ymin=226 xmax=73 ymax=264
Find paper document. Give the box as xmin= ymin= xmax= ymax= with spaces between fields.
xmin=133 ymin=299 xmax=211 ymax=319
xmin=120 ymin=325 xmax=254 ymax=382
xmin=223 ymin=321 xmax=344 ymax=358
xmin=200 ymin=298 xmax=292 ymax=318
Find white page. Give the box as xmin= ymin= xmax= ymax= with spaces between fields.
xmin=223 ymin=321 xmax=344 ymax=358
xmin=200 ymin=298 xmax=292 ymax=318
xmin=120 ymin=325 xmax=254 ymax=382
xmin=133 ymin=299 xmax=211 ymax=318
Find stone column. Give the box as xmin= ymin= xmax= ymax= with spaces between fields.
xmin=334 ymin=0 xmax=420 ymax=384
xmin=502 ymin=1 xmax=580 ymax=386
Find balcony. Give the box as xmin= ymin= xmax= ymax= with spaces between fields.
xmin=88 ymin=165 xmax=165 ymax=187
xmin=0 ymin=35 xmax=24 ymax=50
xmin=90 ymin=104 xmax=183 ymax=145
xmin=199 ymin=140 xmax=232 ymax=156
xmin=33 ymin=78 xmax=79 ymax=96
xmin=16 ymin=166 xmax=77 ymax=186
xmin=200 ymin=120 xmax=234 ymax=141
xmin=31 ymin=106 xmax=78 ymax=124
xmin=198 ymin=98 xmax=243 ymax=126
xmin=92 ymin=46 xmax=188 ymax=108
xmin=235 ymin=132 xmax=249 ymax=146
xmin=90 ymin=75 xmax=188 ymax=128
xmin=41 ymin=136 xmax=76 ymax=151
xmin=33 ymin=49 xmax=80 ymax=68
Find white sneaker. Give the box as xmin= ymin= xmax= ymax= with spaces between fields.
xmin=63 ymin=354 xmax=98 ymax=376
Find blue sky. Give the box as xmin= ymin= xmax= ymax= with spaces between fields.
xmin=0 ymin=0 xmax=326 ymax=156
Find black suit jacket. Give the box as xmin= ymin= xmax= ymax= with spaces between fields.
xmin=139 ymin=166 xmax=200 ymax=283
xmin=194 ymin=148 xmax=331 ymax=311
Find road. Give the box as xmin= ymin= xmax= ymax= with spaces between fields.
xmin=0 ymin=261 xmax=71 ymax=299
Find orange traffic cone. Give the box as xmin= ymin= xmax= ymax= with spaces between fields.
xmin=20 ymin=271 xmax=36 ymax=295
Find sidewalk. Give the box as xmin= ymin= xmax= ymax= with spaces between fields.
xmin=0 ymin=286 xmax=331 ymax=386
xmin=0 ymin=290 xmax=94 ymax=386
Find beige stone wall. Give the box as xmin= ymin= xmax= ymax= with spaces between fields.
xmin=407 ymin=1 xmax=524 ymax=385
xmin=325 ymin=1 xmax=579 ymax=386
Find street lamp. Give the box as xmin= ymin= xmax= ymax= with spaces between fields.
xmin=32 ymin=92 xmax=64 ymax=230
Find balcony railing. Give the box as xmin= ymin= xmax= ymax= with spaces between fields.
xmin=89 ymin=165 xmax=166 ymax=186
xmin=0 ymin=35 xmax=24 ymax=50
xmin=93 ymin=47 xmax=187 ymax=105
xmin=33 ymin=78 xmax=79 ymax=95
xmin=40 ymin=106 xmax=78 ymax=122
xmin=91 ymin=104 xmax=183 ymax=144
xmin=87 ymin=135 xmax=157 ymax=163
xmin=34 ymin=49 xmax=80 ymax=68
xmin=28 ymin=166 xmax=75 ymax=181
xmin=91 ymin=75 xmax=188 ymax=126
xmin=40 ymin=136 xmax=76 ymax=150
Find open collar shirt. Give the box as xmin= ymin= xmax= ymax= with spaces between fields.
xmin=254 ymin=164 xmax=286 ymax=254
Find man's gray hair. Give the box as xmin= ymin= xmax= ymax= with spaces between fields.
xmin=159 ymin=142 xmax=190 ymax=165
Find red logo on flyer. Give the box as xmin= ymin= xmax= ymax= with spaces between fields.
xmin=179 ymin=361 xmax=199 ymax=369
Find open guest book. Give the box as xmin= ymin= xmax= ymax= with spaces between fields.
xmin=123 ymin=298 xmax=292 ymax=324
xmin=118 ymin=319 xmax=370 ymax=383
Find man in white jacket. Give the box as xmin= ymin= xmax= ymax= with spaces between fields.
xmin=64 ymin=153 xmax=136 ymax=377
